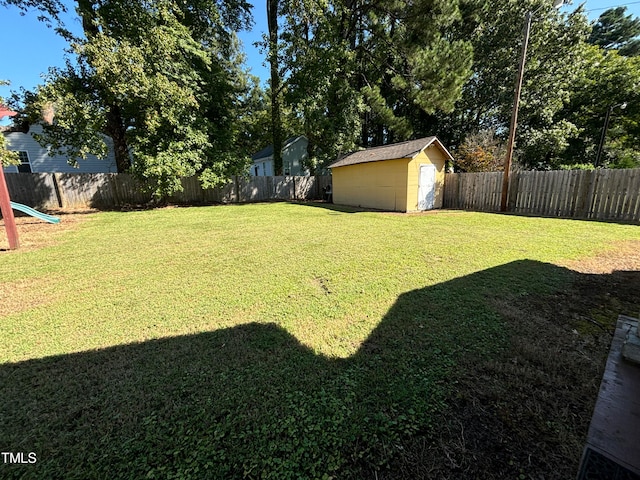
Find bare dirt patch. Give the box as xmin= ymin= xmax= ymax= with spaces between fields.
xmin=0 ymin=277 xmax=59 ymax=317
xmin=0 ymin=212 xmax=92 ymax=313
xmin=382 ymin=241 xmax=640 ymax=480
xmin=564 ymin=239 xmax=640 ymax=274
xmin=0 ymin=211 xmax=95 ymax=252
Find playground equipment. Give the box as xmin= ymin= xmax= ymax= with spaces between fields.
xmin=10 ymin=201 xmax=60 ymax=224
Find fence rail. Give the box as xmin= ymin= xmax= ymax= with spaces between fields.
xmin=5 ymin=173 xmax=332 ymax=210
xmin=444 ymin=169 xmax=640 ymax=222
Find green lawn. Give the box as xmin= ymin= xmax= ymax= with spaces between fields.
xmin=1 ymin=203 xmax=638 ymax=479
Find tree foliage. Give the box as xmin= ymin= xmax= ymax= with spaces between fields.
xmin=430 ymin=1 xmax=590 ymax=167
xmin=0 ymin=81 xmax=20 ymax=167
xmin=421 ymin=2 xmax=640 ymax=171
xmin=589 ymin=6 xmax=640 ymax=56
xmin=7 ymin=0 xmax=254 ymax=197
xmin=5 ymin=0 xmax=640 ymax=183
xmin=453 ymin=130 xmax=505 ymax=172
xmin=0 ymin=133 xmax=19 ymax=167
xmin=554 ymin=44 xmax=640 ymax=169
xmin=278 ymin=0 xmax=474 ymax=167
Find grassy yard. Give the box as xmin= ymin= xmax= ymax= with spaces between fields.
xmin=1 ymin=203 xmax=639 ymax=479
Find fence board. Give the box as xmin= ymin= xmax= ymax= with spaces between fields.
xmin=5 ymin=174 xmax=331 ymax=211
xmin=444 ymin=168 xmax=640 ymax=222
xmin=624 ymin=170 xmax=640 ymax=221
xmin=4 ymin=173 xmax=59 ymax=209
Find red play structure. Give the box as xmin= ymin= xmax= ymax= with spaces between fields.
xmin=1 ymin=104 xmax=19 ymax=249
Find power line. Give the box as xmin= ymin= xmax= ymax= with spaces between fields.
xmin=585 ymin=1 xmax=640 ymax=13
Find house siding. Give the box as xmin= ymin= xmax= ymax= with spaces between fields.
xmin=332 ymin=158 xmax=410 ymax=212
xmin=3 ymin=124 xmax=117 ymax=174
xmin=251 ymin=157 xmax=274 ymax=176
xmin=250 ymin=136 xmax=308 ymax=176
xmin=282 ymin=136 xmax=308 ymax=176
xmin=406 ymin=146 xmax=446 ymax=211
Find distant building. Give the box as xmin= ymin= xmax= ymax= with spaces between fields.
xmin=250 ymin=136 xmax=309 ymax=176
xmin=2 ymin=124 xmax=117 ymax=174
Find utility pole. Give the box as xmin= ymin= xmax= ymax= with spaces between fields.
xmin=595 ymin=102 xmax=626 ymax=167
xmin=501 ymin=11 xmax=532 ymax=212
xmin=501 ymin=0 xmax=566 ymax=212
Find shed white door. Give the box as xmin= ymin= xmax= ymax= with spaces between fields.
xmin=418 ymin=164 xmax=436 ymax=210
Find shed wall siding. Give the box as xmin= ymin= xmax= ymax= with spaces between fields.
xmin=332 ymin=158 xmax=410 ymax=211
xmin=3 ymin=124 xmax=117 ymax=173
xmin=406 ymin=146 xmax=446 ymax=211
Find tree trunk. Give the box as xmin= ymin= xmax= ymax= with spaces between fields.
xmin=267 ymin=0 xmax=283 ymax=176
xmin=105 ymin=105 xmax=130 ymax=173
xmin=76 ymin=0 xmax=99 ymax=38
xmin=78 ymin=0 xmax=129 ymax=173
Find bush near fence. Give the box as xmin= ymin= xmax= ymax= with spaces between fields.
xmin=4 ymin=173 xmax=332 ymax=210
xmin=443 ymin=168 xmax=640 ymax=223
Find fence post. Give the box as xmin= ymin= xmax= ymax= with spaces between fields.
xmin=508 ymin=171 xmax=520 ymax=212
xmin=109 ymin=173 xmax=120 ymax=208
xmin=578 ymin=170 xmax=596 ymax=219
xmin=52 ymin=173 xmax=66 ymax=209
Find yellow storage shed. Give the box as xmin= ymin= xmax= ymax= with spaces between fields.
xmin=328 ymin=137 xmax=453 ymax=212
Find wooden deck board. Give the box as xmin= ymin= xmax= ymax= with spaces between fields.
xmin=578 ymin=315 xmax=640 ymax=478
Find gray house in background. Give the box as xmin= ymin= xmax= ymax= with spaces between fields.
xmin=2 ymin=124 xmax=117 ymax=174
xmin=250 ymin=135 xmax=309 ymax=176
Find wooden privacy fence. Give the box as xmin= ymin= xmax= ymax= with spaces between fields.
xmin=444 ymin=168 xmax=640 ymax=222
xmin=4 ymin=173 xmax=332 ymax=210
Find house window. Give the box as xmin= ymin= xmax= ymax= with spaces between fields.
xmin=284 ymin=161 xmax=290 ymax=176
xmin=16 ymin=151 xmax=32 ymax=173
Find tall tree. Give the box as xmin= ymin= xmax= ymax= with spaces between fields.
xmin=432 ymin=0 xmax=590 ymax=169
xmin=4 ymin=0 xmax=253 ymax=197
xmin=266 ymin=0 xmax=283 ymax=175
xmin=281 ymin=0 xmax=475 ymax=167
xmin=555 ymin=44 xmax=640 ymax=169
xmin=589 ymin=7 xmax=640 ymax=57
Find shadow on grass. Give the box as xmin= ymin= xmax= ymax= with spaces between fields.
xmin=0 ymin=261 xmax=631 ymax=479
xmin=287 ymin=200 xmax=384 ymax=214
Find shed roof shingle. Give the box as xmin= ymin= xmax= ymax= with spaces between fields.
xmin=328 ymin=136 xmax=452 ymax=169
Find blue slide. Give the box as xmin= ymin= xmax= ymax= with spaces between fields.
xmin=10 ymin=201 xmax=60 ymax=224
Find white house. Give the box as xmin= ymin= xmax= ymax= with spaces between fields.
xmin=2 ymin=124 xmax=118 ymax=174
xmin=250 ymin=135 xmax=309 ymax=176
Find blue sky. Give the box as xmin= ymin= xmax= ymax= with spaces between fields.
xmin=1 ymin=1 xmax=640 ymax=102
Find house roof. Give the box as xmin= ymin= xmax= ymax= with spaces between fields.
xmin=251 ymin=135 xmax=306 ymax=161
xmin=328 ymin=136 xmax=453 ymax=169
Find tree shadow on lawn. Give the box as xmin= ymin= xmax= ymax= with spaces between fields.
xmin=1 ymin=261 xmax=635 ymax=479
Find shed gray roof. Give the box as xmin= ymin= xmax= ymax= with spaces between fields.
xmin=328 ymin=136 xmax=452 ymax=169
xmin=251 ymin=136 xmax=305 ymax=161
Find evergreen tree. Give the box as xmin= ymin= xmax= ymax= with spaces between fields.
xmin=281 ymin=0 xmax=474 ymax=166
xmin=589 ymin=7 xmax=640 ymax=57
